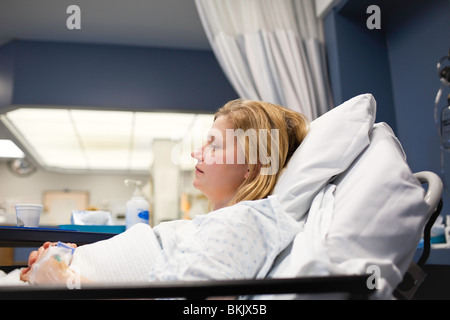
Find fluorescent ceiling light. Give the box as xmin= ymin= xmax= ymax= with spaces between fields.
xmin=0 ymin=108 xmax=214 ymax=173
xmin=0 ymin=139 xmax=25 ymax=158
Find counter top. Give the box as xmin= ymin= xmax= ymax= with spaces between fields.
xmin=0 ymin=225 xmax=116 ymax=247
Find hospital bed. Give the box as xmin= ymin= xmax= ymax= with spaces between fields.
xmin=0 ymin=94 xmax=444 ymax=299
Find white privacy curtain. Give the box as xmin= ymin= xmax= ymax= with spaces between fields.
xmin=195 ymin=0 xmax=332 ymax=120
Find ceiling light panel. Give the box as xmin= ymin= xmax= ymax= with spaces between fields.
xmin=0 ymin=139 xmax=25 ymax=158
xmin=5 ymin=109 xmax=84 ymax=168
xmin=70 ymin=109 xmax=134 ymax=170
xmin=1 ymin=107 xmax=214 ymax=173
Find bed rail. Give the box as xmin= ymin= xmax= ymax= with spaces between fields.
xmin=0 ymin=274 xmax=372 ymax=300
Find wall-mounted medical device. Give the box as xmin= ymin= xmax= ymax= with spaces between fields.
xmin=434 ymin=49 xmax=450 ymax=194
xmin=437 ymin=50 xmax=450 ymax=149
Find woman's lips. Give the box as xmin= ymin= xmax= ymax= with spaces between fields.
xmin=195 ymin=166 xmax=204 ymax=174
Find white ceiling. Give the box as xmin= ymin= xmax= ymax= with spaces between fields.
xmin=0 ymin=0 xmax=211 ymax=50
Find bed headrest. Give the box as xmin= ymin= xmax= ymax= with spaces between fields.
xmin=328 ymin=122 xmax=429 ymax=276
xmin=273 ymin=93 xmax=376 ymax=221
xmin=267 ymin=120 xmax=429 ymax=298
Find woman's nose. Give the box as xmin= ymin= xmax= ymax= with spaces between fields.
xmin=191 ymin=146 xmax=203 ymax=162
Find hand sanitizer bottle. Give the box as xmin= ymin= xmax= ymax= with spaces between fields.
xmin=124 ymin=179 xmax=150 ymax=229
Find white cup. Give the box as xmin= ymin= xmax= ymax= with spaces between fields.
xmin=15 ymin=204 xmax=43 ymax=227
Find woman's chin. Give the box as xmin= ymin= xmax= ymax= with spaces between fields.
xmin=192 ymin=180 xmax=202 ymax=192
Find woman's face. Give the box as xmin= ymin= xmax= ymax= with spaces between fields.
xmin=191 ymin=115 xmax=249 ymax=210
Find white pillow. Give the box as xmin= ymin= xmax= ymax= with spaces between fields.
xmin=264 ymin=123 xmax=428 ymax=299
xmin=273 ymin=93 xmax=376 ymax=221
xmin=328 ymin=123 xmax=429 ymax=277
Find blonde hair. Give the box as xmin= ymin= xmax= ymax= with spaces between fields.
xmin=214 ymin=99 xmax=309 ymax=206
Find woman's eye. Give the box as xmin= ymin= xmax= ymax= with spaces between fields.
xmin=204 ymin=135 xmax=221 ymax=152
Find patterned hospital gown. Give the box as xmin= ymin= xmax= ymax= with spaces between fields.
xmin=57 ymin=195 xmax=302 ymax=284
xmin=149 ymin=195 xmax=301 ymax=281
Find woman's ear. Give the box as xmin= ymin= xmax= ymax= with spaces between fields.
xmin=244 ymin=167 xmax=250 ymax=179
xmin=245 ymin=163 xmax=261 ymax=180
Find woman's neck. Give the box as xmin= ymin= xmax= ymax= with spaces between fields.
xmin=212 ymin=199 xmax=231 ymax=211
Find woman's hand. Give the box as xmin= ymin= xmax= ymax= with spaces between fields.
xmin=20 ymin=242 xmax=77 ymax=283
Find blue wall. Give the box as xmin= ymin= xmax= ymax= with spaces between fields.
xmin=323 ymin=0 xmax=397 ymax=131
xmin=0 ymin=40 xmax=238 ymax=112
xmin=385 ymin=0 xmax=450 ymax=173
xmin=324 ymin=0 xmax=450 ymax=210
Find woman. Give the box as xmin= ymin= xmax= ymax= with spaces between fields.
xmin=20 ymin=99 xmax=308 ymax=284
xmin=193 ymin=99 xmax=308 ymax=210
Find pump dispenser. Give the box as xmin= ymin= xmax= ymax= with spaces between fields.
xmin=124 ymin=179 xmax=150 ymax=229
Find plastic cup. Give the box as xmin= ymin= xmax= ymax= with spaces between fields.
xmin=15 ymin=204 xmax=43 ymax=227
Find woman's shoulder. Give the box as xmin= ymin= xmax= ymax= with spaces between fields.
xmin=236 ymin=195 xmax=280 ymax=209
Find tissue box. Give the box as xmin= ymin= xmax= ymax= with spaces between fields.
xmin=62 ymin=210 xmax=125 ymax=234
xmin=70 ymin=210 xmax=114 ymax=225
